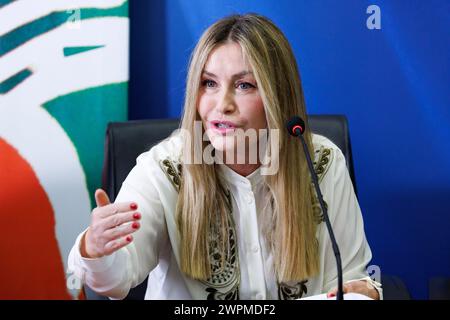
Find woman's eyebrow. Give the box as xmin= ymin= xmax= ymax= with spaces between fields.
xmin=202 ymin=70 xmax=254 ymax=79
xmin=202 ymin=70 xmax=217 ymax=78
xmin=232 ymin=70 xmax=253 ymax=79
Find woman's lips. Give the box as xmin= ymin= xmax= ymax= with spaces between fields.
xmin=209 ymin=120 xmax=239 ymax=135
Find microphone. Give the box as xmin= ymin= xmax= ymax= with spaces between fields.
xmin=286 ymin=116 xmax=344 ymax=300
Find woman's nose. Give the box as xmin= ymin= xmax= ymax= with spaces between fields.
xmin=216 ymin=90 xmax=236 ymax=114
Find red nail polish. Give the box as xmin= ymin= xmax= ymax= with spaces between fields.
xmin=132 ymin=222 xmax=139 ymax=229
xmin=126 ymin=236 xmax=132 ymax=242
xmin=133 ymin=213 xmax=141 ymax=219
xmin=130 ymin=203 xmax=138 ymax=210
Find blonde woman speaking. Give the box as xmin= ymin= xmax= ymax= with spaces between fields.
xmin=68 ymin=14 xmax=381 ymax=300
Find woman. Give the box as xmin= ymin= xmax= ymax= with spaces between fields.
xmin=68 ymin=14 xmax=381 ymax=300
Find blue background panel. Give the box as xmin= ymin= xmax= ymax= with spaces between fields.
xmin=129 ymin=0 xmax=450 ymax=299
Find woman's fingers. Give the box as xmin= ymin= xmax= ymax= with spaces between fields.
xmin=85 ymin=217 xmax=139 ymax=258
xmin=326 ymin=287 xmax=337 ymax=298
xmin=84 ymin=189 xmax=140 ymax=258
xmin=95 ymin=189 xmax=111 ymax=207
xmin=103 ymin=219 xmax=141 ymax=240
xmin=327 ymin=284 xmax=349 ymax=298
xmin=95 ymin=202 xmax=139 ymax=219
xmin=103 ymin=235 xmax=134 ymax=256
xmin=102 ymin=211 xmax=141 ymax=231
xmin=327 ymin=281 xmax=378 ymax=299
xmin=102 ymin=210 xmax=141 ymax=230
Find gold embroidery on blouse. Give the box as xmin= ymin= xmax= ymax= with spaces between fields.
xmin=311 ymin=147 xmax=332 ymax=224
xmin=278 ymin=280 xmax=308 ymax=300
xmin=313 ymin=147 xmax=332 ymax=183
xmin=160 ymin=159 xmax=182 ymax=192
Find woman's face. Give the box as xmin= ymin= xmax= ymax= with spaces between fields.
xmin=197 ymin=42 xmax=267 ymax=153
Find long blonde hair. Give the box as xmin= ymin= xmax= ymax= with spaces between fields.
xmin=177 ymin=13 xmax=319 ymax=282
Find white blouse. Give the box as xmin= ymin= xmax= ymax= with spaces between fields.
xmin=68 ymin=133 xmax=382 ymax=300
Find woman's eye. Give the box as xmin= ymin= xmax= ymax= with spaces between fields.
xmin=202 ymin=79 xmax=216 ymax=88
xmin=237 ymin=82 xmax=255 ymax=90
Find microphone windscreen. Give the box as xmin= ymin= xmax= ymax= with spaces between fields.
xmin=286 ymin=116 xmax=305 ymax=136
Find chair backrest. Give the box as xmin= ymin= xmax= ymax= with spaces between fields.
xmin=102 ymin=115 xmax=357 ymax=201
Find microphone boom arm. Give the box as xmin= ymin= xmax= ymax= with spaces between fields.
xmin=295 ymin=128 xmax=344 ymax=301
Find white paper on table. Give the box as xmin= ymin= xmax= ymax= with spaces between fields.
xmin=298 ymin=293 xmax=373 ymax=300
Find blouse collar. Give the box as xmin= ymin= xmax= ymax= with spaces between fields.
xmin=217 ymin=164 xmax=263 ymax=190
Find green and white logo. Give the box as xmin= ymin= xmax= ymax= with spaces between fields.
xmin=0 ymin=0 xmax=128 ymax=299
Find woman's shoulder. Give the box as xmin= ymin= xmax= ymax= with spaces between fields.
xmin=311 ymin=133 xmax=346 ymax=182
xmin=127 ymin=131 xmax=184 ymax=192
xmin=311 ymin=133 xmax=341 ymax=153
xmin=135 ymin=130 xmax=183 ymax=167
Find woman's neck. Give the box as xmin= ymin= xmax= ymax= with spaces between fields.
xmin=225 ymin=163 xmax=261 ymax=177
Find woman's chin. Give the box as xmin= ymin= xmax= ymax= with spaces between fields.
xmin=209 ymin=135 xmax=236 ymax=153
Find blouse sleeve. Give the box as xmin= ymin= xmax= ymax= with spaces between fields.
xmin=320 ymin=147 xmax=382 ymax=298
xmin=67 ymin=153 xmax=168 ymax=299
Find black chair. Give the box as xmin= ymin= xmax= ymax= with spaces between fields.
xmin=85 ymin=115 xmax=410 ymax=300
xmin=429 ymin=277 xmax=450 ymax=300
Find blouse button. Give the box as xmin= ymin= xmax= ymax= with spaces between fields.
xmin=255 ymin=293 xmax=263 ymax=300
xmin=246 ymin=193 xmax=253 ymax=204
xmin=252 ymin=245 xmax=259 ymax=253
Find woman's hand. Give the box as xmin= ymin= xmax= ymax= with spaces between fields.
xmin=327 ymin=280 xmax=380 ymax=300
xmin=80 ymin=189 xmax=141 ymax=259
